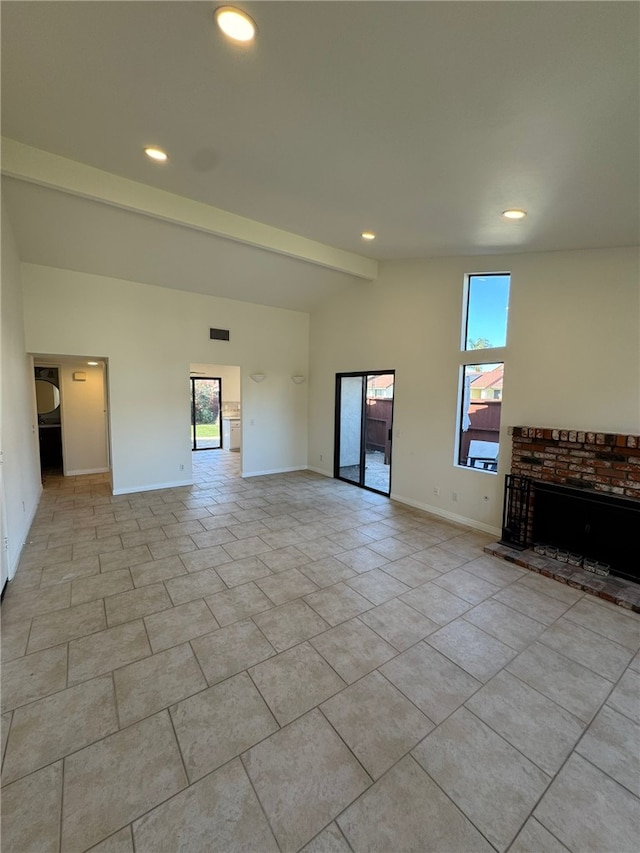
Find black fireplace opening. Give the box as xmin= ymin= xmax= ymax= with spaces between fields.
xmin=531 ymin=481 xmax=639 ymax=583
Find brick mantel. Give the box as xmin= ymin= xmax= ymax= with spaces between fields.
xmin=509 ymin=426 xmax=640 ymax=499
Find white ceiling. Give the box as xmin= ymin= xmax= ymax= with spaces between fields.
xmin=2 ymin=1 xmax=638 ymax=311
xmin=1 ymin=177 xmax=360 ymax=312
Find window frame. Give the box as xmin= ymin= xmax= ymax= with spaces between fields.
xmin=455 ymin=271 xmax=510 ymax=474
xmin=461 ymin=271 xmax=510 ymax=352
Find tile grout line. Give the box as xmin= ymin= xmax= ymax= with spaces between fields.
xmin=4 ymin=460 xmax=638 ymax=851
xmin=237 ymin=750 xmax=285 ymax=853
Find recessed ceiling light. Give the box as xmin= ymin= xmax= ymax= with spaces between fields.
xmin=144 ymin=146 xmax=168 ymax=163
xmin=361 ymin=232 xmax=376 ymax=241
xmin=87 ymin=361 xmax=99 ymax=366
xmin=502 ymin=209 xmax=527 ymax=220
xmin=215 ymin=6 xmax=256 ymax=42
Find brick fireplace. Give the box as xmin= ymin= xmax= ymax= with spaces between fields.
xmin=509 ymin=426 xmax=640 ymax=497
xmin=486 ymin=426 xmax=640 ymax=612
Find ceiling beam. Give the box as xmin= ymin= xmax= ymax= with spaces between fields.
xmin=1 ymin=138 xmax=378 ymax=281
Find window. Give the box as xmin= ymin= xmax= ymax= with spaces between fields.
xmin=463 ymin=273 xmax=510 ymax=351
xmin=457 ymin=273 xmax=510 ymax=472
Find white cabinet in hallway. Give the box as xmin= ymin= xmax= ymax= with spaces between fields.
xmin=222 ymin=417 xmax=241 ymax=451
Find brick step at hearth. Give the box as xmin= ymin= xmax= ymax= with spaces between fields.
xmin=485 ymin=542 xmax=640 ymax=612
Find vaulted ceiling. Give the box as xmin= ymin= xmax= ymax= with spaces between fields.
xmin=2 ymin=1 xmax=638 ymax=311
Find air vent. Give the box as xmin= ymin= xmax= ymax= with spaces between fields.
xmin=210 ymin=328 xmax=230 ymax=341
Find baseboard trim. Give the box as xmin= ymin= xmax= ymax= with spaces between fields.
xmin=306 ymin=466 xmax=333 ymax=477
xmin=243 ymin=466 xmax=308 ymax=478
xmin=112 ymin=479 xmax=193 ymax=495
xmin=65 ymin=467 xmax=110 ymax=476
xmin=390 ymin=492 xmax=501 ymax=538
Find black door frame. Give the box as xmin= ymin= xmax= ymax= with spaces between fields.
xmin=333 ymin=370 xmax=395 ymax=496
xmin=190 ymin=376 xmax=223 ymax=451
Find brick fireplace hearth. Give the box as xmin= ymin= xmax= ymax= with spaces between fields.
xmin=486 ymin=426 xmax=640 ymax=612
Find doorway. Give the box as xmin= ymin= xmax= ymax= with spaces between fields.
xmin=35 ymin=365 xmax=63 ymax=473
xmin=32 ymin=357 xmax=110 ymax=478
xmin=334 ymin=371 xmax=395 ymax=496
xmin=190 ymin=377 xmax=222 ymax=450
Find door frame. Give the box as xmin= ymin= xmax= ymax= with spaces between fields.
xmin=333 ymin=370 xmax=395 ymax=496
xmin=190 ymin=376 xmax=223 ymax=451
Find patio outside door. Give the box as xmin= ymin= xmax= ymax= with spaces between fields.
xmin=190 ymin=377 xmax=222 ymax=450
xmin=334 ymin=371 xmax=394 ymax=496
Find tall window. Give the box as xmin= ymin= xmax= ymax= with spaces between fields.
xmin=457 ymin=273 xmax=510 ymax=472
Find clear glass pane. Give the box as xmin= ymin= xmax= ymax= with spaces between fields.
xmin=338 ymin=376 xmax=364 ymax=484
xmin=364 ymin=374 xmax=393 ymax=493
xmin=458 ymin=362 xmax=503 ymax=471
xmin=465 ymin=274 xmax=510 ymax=350
xmin=193 ymin=379 xmax=221 ymax=449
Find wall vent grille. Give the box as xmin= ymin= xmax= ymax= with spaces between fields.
xmin=210 ymin=328 xmax=230 ymax=341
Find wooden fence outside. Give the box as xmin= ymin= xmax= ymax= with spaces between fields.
xmin=365 ymin=397 xmax=393 ymax=463
xmin=362 ymin=397 xmax=501 ymax=466
xmin=460 ymin=400 xmax=501 ymax=463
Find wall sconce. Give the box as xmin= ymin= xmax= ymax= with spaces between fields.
xmin=291 ymin=375 xmax=306 ymax=384
xmin=250 ymin=373 xmax=266 ymax=383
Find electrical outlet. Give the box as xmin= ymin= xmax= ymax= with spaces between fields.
xmin=179 ymin=464 xmax=184 ymax=471
xmin=320 ymin=454 xmax=323 ymax=461
xmin=433 ymin=487 xmax=440 ymax=496
xmin=452 ymin=492 xmax=458 ymax=502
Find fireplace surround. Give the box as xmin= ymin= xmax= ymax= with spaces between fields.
xmin=502 ymin=478 xmax=639 ymax=582
xmin=488 ymin=426 xmax=640 ymax=611
xmin=507 ymin=426 xmax=640 ymax=497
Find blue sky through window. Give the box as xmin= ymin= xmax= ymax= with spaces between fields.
xmin=466 ymin=274 xmax=510 ymax=350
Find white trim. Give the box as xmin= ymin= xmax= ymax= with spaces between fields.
xmin=65 ymin=467 xmax=110 ymax=476
xmin=390 ymin=491 xmax=501 ymax=537
xmin=242 ymin=465 xmax=308 ymax=478
xmin=112 ymin=478 xmax=193 ymax=495
xmin=306 ymin=466 xmax=333 ymax=477
xmin=454 ymin=463 xmax=498 ymax=476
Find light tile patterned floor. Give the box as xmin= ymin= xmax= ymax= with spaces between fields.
xmin=1 ymin=452 xmax=639 ymax=852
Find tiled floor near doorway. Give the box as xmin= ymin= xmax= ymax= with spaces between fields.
xmin=1 ymin=452 xmax=639 ymax=852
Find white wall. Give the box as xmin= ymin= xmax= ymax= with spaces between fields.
xmin=58 ymin=360 xmax=109 ymax=475
xmin=22 ymin=265 xmax=309 ymax=492
xmin=309 ymin=247 xmax=640 ymax=534
xmin=1 ymin=203 xmax=42 ymax=580
xmin=15 ymin=246 xmax=638 ymax=535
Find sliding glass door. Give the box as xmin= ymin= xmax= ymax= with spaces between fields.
xmin=190 ymin=377 xmax=222 ymax=450
xmin=334 ymin=371 xmax=394 ymax=495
